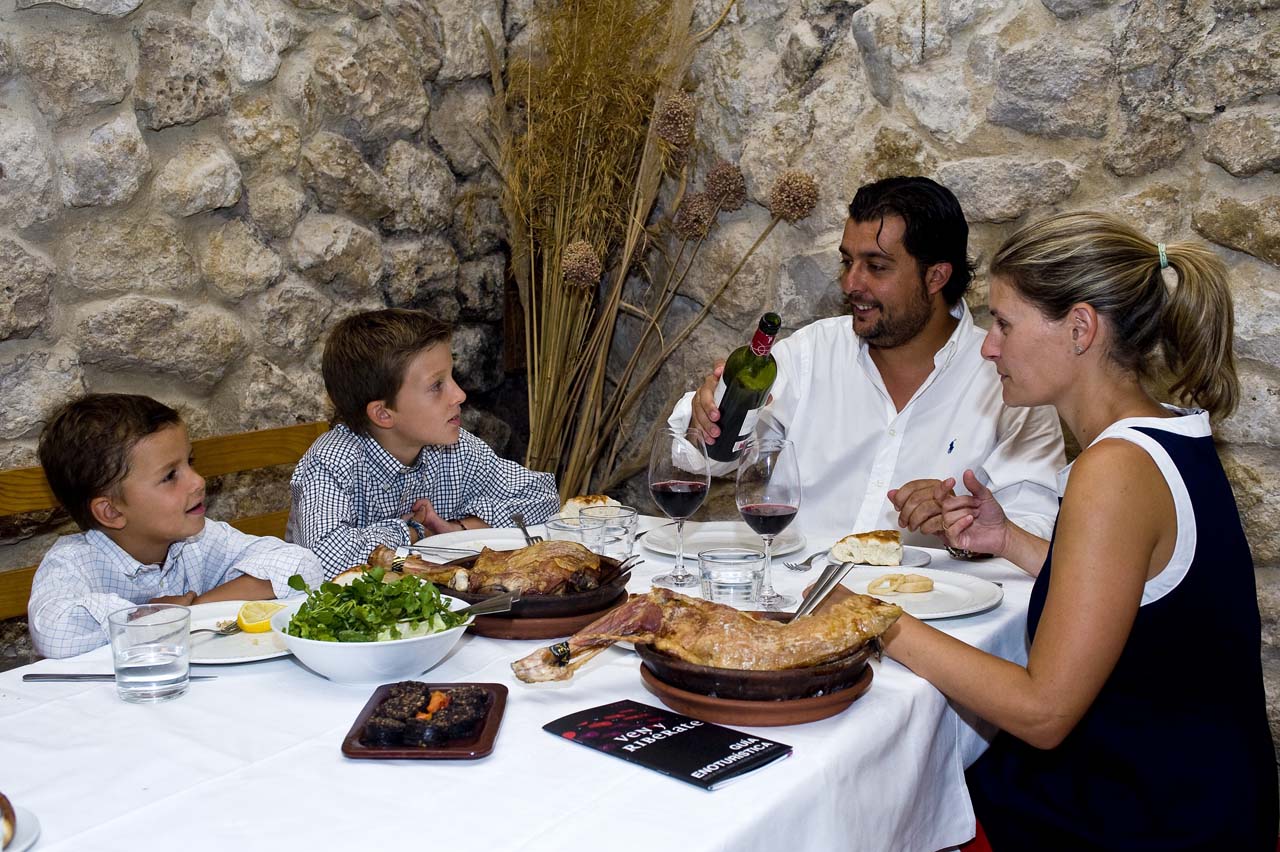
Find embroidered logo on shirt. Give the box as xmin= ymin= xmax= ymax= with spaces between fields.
xmin=947 ymin=439 xmax=956 ymax=454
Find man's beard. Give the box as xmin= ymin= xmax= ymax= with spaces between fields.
xmin=847 ymin=279 xmax=933 ymax=349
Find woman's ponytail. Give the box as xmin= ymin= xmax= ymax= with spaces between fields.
xmin=1160 ymin=242 xmax=1239 ymax=418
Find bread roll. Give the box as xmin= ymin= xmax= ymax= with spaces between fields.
xmin=1 ymin=791 xmax=15 ymax=849
xmin=560 ymin=494 xmax=620 ymax=518
xmin=830 ymin=529 xmax=903 ymax=566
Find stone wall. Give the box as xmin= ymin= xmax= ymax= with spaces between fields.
xmin=616 ymin=0 xmax=1280 ymax=744
xmin=0 ymin=0 xmax=517 ymax=570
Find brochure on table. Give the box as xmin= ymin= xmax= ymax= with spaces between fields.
xmin=544 ymin=699 xmax=791 ymax=790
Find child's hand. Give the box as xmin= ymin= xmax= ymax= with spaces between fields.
xmin=408 ymin=498 xmax=456 ymax=535
xmin=149 ymin=592 xmax=197 ymax=606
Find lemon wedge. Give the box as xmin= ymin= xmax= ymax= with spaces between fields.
xmin=236 ymin=601 xmax=287 ymax=633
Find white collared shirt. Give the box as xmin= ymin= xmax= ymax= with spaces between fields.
xmin=28 ymin=521 xmax=323 ymax=659
xmin=669 ymin=303 xmax=1065 ymax=543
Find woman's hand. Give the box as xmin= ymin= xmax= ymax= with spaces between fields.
xmin=935 ymin=470 xmax=1010 ymax=557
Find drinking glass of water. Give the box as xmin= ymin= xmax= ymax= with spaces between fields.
xmin=580 ymin=504 xmax=639 ymax=560
xmin=108 ymin=604 xmax=191 ymax=703
xmin=698 ymin=547 xmax=764 ymax=607
xmin=735 ymin=438 xmax=801 ymax=610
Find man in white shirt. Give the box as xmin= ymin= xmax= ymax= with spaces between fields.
xmin=669 ymin=176 xmax=1064 ymax=545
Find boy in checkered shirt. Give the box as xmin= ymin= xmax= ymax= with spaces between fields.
xmin=287 ymin=309 xmax=558 ymax=579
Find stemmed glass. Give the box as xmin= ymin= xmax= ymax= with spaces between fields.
xmin=648 ymin=427 xmax=711 ymax=589
xmin=736 ymin=438 xmax=801 ymax=610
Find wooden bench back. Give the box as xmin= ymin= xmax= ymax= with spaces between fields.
xmin=0 ymin=421 xmax=328 ymax=621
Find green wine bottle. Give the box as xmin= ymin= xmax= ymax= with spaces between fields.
xmin=707 ymin=312 xmax=782 ymax=463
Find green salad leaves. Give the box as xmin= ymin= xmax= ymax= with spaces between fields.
xmin=285 ymin=568 xmax=466 ymax=642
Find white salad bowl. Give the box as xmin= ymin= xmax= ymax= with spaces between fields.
xmin=270 ymin=595 xmax=472 ymax=685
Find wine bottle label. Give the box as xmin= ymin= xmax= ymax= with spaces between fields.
xmin=749 ymin=328 xmax=775 ymax=357
xmin=733 ymin=408 xmax=761 ymax=452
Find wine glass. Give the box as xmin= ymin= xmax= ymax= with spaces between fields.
xmin=648 ymin=427 xmax=711 ymax=589
xmin=736 ymin=438 xmax=801 ymax=610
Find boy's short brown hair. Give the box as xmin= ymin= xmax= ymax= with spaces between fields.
xmin=37 ymin=393 xmax=183 ymax=531
xmin=322 ymin=308 xmax=452 ymax=435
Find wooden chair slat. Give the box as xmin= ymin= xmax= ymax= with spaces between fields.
xmin=189 ymin=422 xmax=329 ymax=479
xmin=228 ymin=509 xmax=291 ymax=540
xmin=0 ymin=468 xmax=59 ymax=516
xmin=0 ymin=566 xmax=36 ymax=621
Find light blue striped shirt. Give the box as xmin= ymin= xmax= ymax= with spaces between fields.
xmin=28 ymin=520 xmax=323 ymax=659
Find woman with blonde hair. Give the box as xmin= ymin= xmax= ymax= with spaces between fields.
xmin=869 ymin=212 xmax=1276 ymax=849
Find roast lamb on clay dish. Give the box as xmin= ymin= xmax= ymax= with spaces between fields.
xmin=511 ymin=587 xmax=902 ymax=682
xmin=367 ymin=541 xmax=605 ymax=596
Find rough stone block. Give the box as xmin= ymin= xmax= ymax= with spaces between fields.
xmin=988 ymin=35 xmax=1112 ymax=138
xmin=0 ymin=108 xmax=57 ymax=229
xmin=0 ymin=236 xmax=55 ymax=341
xmin=1204 ymin=106 xmax=1280 ymax=177
xmin=199 ymin=218 xmax=284 ymax=302
xmin=61 ymin=216 xmax=200 ymax=296
xmin=254 ymin=274 xmax=334 ymax=357
xmin=75 ymin=297 xmax=244 ymax=391
xmin=153 ymin=141 xmax=243 ymax=217
xmin=288 ymin=212 xmax=383 ymax=298
xmin=381 ymin=141 xmax=455 ymax=232
xmin=936 ymin=157 xmax=1081 ymax=223
xmin=57 ymin=111 xmax=150 ymax=209
xmin=245 ymin=174 xmax=307 ymax=239
xmin=299 ymin=131 xmax=391 ymax=220
xmin=133 ymin=13 xmax=231 ymax=130
xmin=0 ymin=351 xmax=84 ymax=440
xmin=310 ymin=27 xmax=429 ymax=141
xmin=223 ymin=95 xmax=302 ymax=174
xmin=1193 ymin=195 xmax=1280 ymax=267
xmin=17 ymin=29 xmax=130 ymax=125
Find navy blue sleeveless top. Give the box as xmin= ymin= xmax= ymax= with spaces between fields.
xmin=966 ymin=413 xmax=1277 ymax=850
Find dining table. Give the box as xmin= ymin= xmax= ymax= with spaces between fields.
xmin=0 ymin=516 xmax=1034 ymax=852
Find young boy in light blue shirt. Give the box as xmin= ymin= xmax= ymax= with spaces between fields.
xmin=29 ymin=394 xmax=322 ymax=659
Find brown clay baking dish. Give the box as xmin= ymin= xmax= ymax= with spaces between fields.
xmin=634 ymin=612 xmax=876 ymax=701
xmin=431 ymin=554 xmax=630 ymax=619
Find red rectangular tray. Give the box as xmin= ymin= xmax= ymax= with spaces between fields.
xmin=341 ymin=682 xmax=508 ymax=760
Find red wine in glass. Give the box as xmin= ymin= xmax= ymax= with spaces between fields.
xmin=735 ymin=439 xmax=801 ymax=610
xmin=649 ymin=429 xmax=711 ymax=589
xmin=739 ymin=503 xmax=798 ymax=537
xmin=650 ymin=480 xmax=709 ymax=519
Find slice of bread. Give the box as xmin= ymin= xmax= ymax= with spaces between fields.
xmin=830 ymin=529 xmax=903 ymax=567
xmin=560 ymin=494 xmax=620 ymax=518
xmin=1 ymin=791 xmax=15 ymax=849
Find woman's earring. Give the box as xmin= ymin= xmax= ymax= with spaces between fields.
xmin=1074 ymin=344 xmax=1084 ymax=355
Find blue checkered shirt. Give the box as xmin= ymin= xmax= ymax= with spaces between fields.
xmin=286 ymin=425 xmax=559 ymax=579
xmin=28 ymin=521 xmax=323 ymax=659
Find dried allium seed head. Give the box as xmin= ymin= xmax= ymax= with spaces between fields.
xmin=769 ymin=170 xmax=819 ymax=223
xmin=654 ymin=90 xmax=695 ymax=149
xmin=672 ymin=192 xmax=717 ymax=241
xmin=705 ymin=161 xmax=746 ymax=212
xmin=562 ymin=240 xmax=601 ymax=288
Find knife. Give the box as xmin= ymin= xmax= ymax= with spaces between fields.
xmin=23 ymin=673 xmax=218 ymax=682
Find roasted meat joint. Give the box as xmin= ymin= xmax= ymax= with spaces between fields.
xmin=368 ymin=541 xmax=605 ymax=595
xmin=511 ymin=588 xmax=902 ymax=683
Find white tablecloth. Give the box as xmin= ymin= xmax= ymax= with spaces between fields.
xmin=0 ymin=519 xmax=1033 ymax=852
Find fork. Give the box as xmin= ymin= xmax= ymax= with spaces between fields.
xmin=510 ymin=512 xmax=543 ymax=545
xmin=190 ymin=620 xmax=242 ymax=637
xmin=783 ymin=550 xmax=828 ymax=572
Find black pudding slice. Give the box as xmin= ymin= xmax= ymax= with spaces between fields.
xmin=362 ymin=716 xmax=406 ymax=746
xmin=378 ymin=693 xmax=427 ymax=721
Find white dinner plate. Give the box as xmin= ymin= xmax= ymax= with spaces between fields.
xmin=640 ymin=520 xmax=805 ymax=557
xmin=840 ymin=566 xmax=1002 ymax=620
xmin=7 ymin=805 xmax=40 ymax=852
xmin=823 ymin=546 xmax=932 ymax=569
xmin=188 ymin=601 xmax=290 ymax=664
xmin=408 ymin=527 xmax=529 ymax=563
